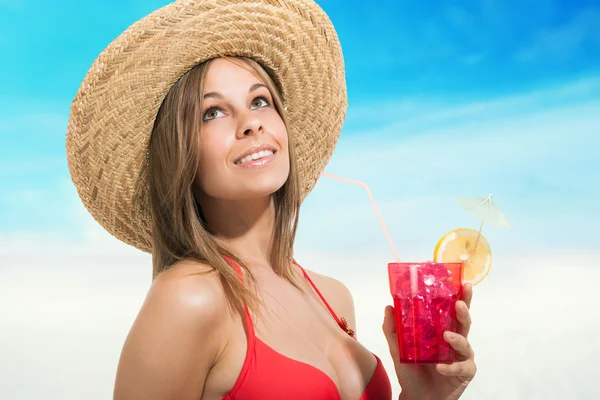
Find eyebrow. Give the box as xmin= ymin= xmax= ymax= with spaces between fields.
xmin=203 ymin=83 xmax=267 ymax=100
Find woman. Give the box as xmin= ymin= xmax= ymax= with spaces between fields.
xmin=66 ymin=1 xmax=476 ymax=399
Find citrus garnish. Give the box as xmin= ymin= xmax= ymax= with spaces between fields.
xmin=433 ymin=228 xmax=492 ymax=285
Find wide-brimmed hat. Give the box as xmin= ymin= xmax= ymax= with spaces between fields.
xmin=66 ymin=0 xmax=347 ymax=253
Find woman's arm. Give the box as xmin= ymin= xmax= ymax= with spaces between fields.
xmin=113 ymin=265 xmax=226 ymax=400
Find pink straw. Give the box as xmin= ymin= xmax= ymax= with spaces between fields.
xmin=321 ymin=172 xmax=401 ymax=262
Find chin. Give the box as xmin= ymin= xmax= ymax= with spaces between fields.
xmin=233 ymin=162 xmax=289 ymax=199
xmin=240 ymin=176 xmax=287 ymax=200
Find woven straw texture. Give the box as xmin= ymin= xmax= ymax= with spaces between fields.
xmin=66 ymin=0 xmax=347 ymax=253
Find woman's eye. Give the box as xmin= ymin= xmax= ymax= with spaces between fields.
xmin=203 ymin=96 xmax=270 ymax=122
xmin=251 ymin=96 xmax=270 ymax=108
xmin=203 ymin=108 xmax=223 ymax=121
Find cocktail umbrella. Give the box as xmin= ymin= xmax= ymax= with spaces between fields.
xmin=458 ymin=194 xmax=511 ymax=250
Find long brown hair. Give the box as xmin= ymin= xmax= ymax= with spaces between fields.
xmin=147 ymin=56 xmax=302 ymax=315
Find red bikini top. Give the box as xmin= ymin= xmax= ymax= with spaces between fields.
xmin=221 ymin=257 xmax=392 ymax=400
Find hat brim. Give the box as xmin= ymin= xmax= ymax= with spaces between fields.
xmin=66 ymin=0 xmax=347 ymax=253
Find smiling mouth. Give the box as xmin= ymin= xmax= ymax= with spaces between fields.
xmin=234 ymin=149 xmax=277 ymax=165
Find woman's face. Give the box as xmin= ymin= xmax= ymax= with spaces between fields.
xmin=194 ymin=58 xmax=290 ymax=201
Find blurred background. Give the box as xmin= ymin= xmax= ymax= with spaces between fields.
xmin=1 ymin=0 xmax=599 ymax=398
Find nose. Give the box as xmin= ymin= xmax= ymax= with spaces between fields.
xmin=236 ymin=109 xmax=263 ymax=139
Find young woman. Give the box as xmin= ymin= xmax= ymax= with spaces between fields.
xmin=66 ymin=2 xmax=476 ymax=400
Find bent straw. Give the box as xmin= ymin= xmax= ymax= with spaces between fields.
xmin=321 ymin=172 xmax=401 ymax=262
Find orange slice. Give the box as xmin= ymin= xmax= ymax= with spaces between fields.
xmin=433 ymin=228 xmax=492 ymax=285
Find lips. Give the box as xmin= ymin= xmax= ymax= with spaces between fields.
xmin=234 ymin=143 xmax=278 ymax=165
xmin=236 ymin=149 xmax=275 ymax=165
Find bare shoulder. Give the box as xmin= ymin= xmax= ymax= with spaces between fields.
xmin=114 ymin=260 xmax=229 ymax=400
xmin=302 ymin=267 xmax=357 ymax=335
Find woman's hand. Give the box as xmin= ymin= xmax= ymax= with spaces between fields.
xmin=382 ymin=283 xmax=477 ymax=400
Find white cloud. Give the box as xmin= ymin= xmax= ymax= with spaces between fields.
xmin=298 ymin=84 xmax=600 ymax=257
xmin=345 ymin=75 xmax=600 ymax=136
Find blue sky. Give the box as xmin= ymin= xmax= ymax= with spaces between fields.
xmin=2 ymin=2 xmax=600 ymax=399
xmin=1 ymin=0 xmax=599 ymax=255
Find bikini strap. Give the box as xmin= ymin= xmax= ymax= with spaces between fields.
xmin=222 ymin=255 xmax=255 ymax=338
xmin=292 ymin=259 xmax=356 ymax=339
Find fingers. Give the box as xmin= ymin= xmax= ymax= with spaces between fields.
xmin=456 ymin=300 xmax=472 ymax=338
xmin=457 ymin=282 xmax=473 ymax=338
xmin=462 ymin=282 xmax=473 ymax=309
xmin=444 ymin=331 xmax=474 ymax=360
xmin=437 ymin=331 xmax=477 ymax=380
xmin=382 ymin=305 xmax=397 ymax=337
xmin=436 ymin=359 xmax=477 ymax=381
xmin=382 ymin=306 xmax=399 ymax=357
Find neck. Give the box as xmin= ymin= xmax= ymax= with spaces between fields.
xmin=198 ymin=194 xmax=276 ymax=266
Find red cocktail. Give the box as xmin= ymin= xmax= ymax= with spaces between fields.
xmin=388 ymin=262 xmax=463 ymax=364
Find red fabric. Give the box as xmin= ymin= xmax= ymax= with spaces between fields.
xmin=221 ymin=257 xmax=392 ymax=400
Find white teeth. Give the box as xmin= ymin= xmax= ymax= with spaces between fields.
xmin=237 ymin=149 xmax=274 ymax=164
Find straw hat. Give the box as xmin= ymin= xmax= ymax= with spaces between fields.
xmin=65 ymin=0 xmax=347 ymax=253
